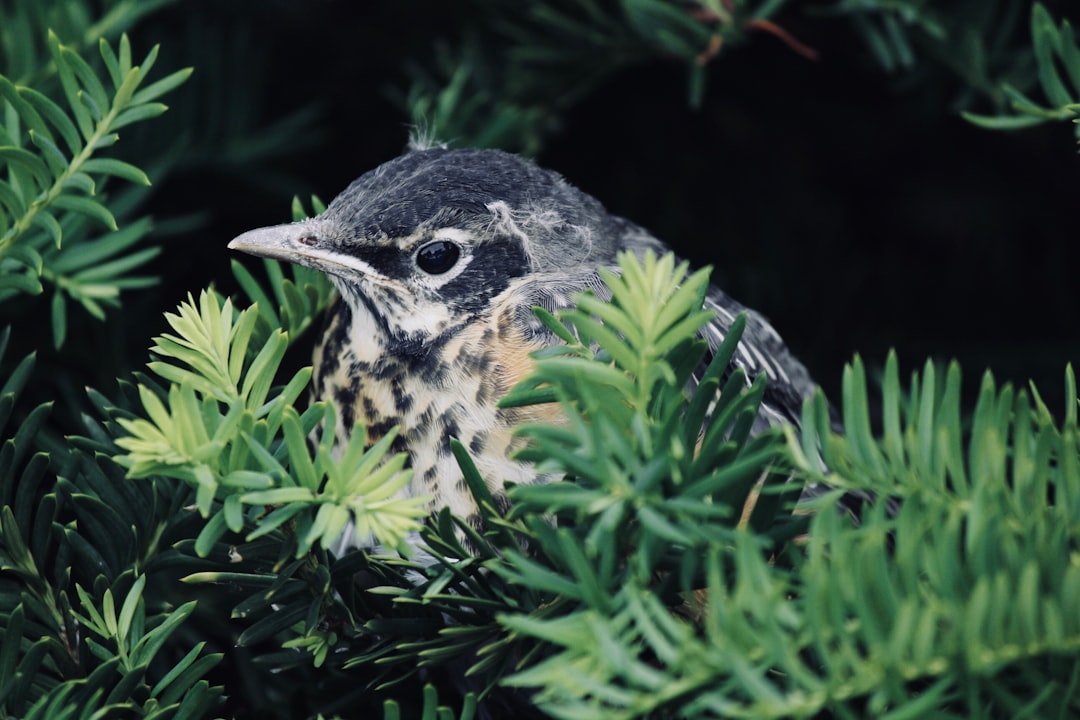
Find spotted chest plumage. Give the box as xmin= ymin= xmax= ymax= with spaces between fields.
xmin=311 ymin=281 xmax=564 ymax=530
xmin=229 ymin=145 xmax=820 ymax=551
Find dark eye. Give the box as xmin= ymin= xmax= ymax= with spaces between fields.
xmin=416 ymin=240 xmax=461 ymax=275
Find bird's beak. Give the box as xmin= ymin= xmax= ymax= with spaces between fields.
xmin=229 ymin=221 xmax=333 ymax=269
xmin=228 ymin=221 xmax=387 ymax=282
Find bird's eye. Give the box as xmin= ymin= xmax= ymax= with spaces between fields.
xmin=415 ymin=240 xmax=461 ymax=275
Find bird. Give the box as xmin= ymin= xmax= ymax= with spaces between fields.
xmin=228 ymin=144 xmax=821 ymax=545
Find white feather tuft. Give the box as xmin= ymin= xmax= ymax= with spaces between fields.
xmin=407 ymin=124 xmax=449 ymax=152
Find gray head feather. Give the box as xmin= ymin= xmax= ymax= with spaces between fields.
xmin=321 ymin=148 xmax=623 ymax=271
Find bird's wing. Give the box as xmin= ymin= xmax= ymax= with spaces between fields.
xmin=699 ymin=286 xmax=816 ymax=428
xmin=610 ymin=216 xmax=816 ymax=428
xmin=606 ymin=218 xmax=888 ymax=517
xmin=502 ymin=268 xmax=814 ymax=432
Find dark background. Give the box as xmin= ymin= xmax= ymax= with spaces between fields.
xmin=24 ymin=0 xmax=1080 ymax=417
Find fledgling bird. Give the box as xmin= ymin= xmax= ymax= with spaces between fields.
xmin=229 ymin=146 xmax=818 ymax=538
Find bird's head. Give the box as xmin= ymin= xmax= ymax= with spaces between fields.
xmin=229 ymin=148 xmax=619 ymax=348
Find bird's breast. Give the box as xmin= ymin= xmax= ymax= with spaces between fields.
xmin=313 ymin=298 xmax=565 ymax=529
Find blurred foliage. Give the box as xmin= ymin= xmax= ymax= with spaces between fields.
xmin=395 ymin=0 xmax=1079 ymax=155
xmin=2 ymin=0 xmax=1080 ymax=719
xmin=964 ymin=3 xmax=1080 ymax=139
xmin=398 ymin=0 xmax=816 ymax=154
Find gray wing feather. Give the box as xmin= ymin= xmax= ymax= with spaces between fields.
xmin=508 ymin=217 xmax=817 ymax=430
xmin=609 ymin=217 xmax=884 ymax=516
xmin=612 ymin=217 xmax=816 ymax=429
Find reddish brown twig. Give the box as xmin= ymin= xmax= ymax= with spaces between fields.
xmin=697 ymin=34 xmax=724 ymax=65
xmin=744 ymin=18 xmax=820 ymax=60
